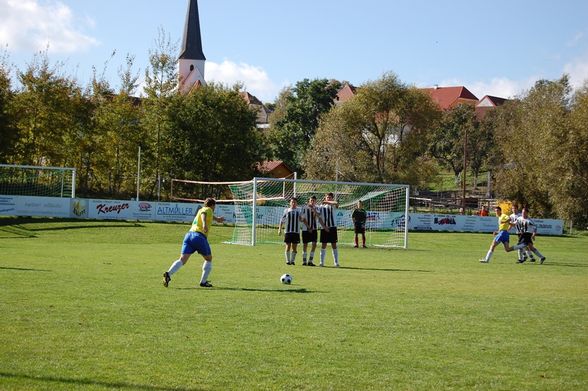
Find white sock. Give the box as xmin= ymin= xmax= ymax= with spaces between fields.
xmin=320 ymin=249 xmax=326 ymax=265
xmin=518 ymin=249 xmax=524 ymax=259
xmin=513 ymin=243 xmax=526 ymax=251
xmin=532 ymin=248 xmax=544 ymax=258
xmin=526 ymin=250 xmax=535 ymax=259
xmin=302 ymin=252 xmax=307 ymax=262
xmin=285 ymin=250 xmax=290 ymax=263
xmin=291 ymin=251 xmax=297 ymax=263
xmin=332 ymin=248 xmax=339 ymax=265
xmin=167 ymin=259 xmax=183 ymax=276
xmin=309 ymin=251 xmax=315 ymax=261
xmin=485 ymin=250 xmax=493 ymax=262
xmin=200 ymin=261 xmax=212 ymax=284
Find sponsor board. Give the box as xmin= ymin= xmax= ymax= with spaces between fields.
xmin=14 ymin=196 xmax=70 ymax=217
xmin=71 ymin=199 xmax=88 ymax=218
xmin=154 ymin=202 xmax=199 ymax=222
xmin=0 ymin=196 xmax=17 ymax=215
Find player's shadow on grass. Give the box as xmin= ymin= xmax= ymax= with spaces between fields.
xmin=0 ymin=372 xmax=203 ymax=391
xmin=338 ymin=266 xmax=432 ymax=273
xmin=0 ymin=266 xmax=52 ymax=272
xmin=176 ymin=286 xmax=312 ymax=293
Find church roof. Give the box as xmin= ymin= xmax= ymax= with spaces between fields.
xmin=179 ymin=0 xmax=206 ymax=61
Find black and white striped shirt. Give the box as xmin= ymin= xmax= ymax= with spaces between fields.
xmin=281 ymin=207 xmax=302 ymax=234
xmin=318 ymin=204 xmax=336 ymax=228
xmin=301 ymin=205 xmax=318 ymax=231
xmin=515 ymin=217 xmax=537 ymax=234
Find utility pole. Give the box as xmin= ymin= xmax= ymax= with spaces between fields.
xmin=462 ymin=127 xmax=467 ymax=211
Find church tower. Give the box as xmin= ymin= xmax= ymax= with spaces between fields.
xmin=178 ymin=0 xmax=206 ymax=93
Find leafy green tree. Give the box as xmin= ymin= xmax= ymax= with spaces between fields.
xmin=11 ymin=53 xmax=87 ymax=167
xmin=269 ymin=78 xmax=341 ymax=172
xmin=428 ymin=103 xmax=478 ymax=181
xmin=0 ymin=54 xmax=17 ymax=162
xmin=166 ymin=83 xmax=269 ymax=182
xmin=142 ymin=28 xmax=178 ymax=199
xmin=304 ymin=72 xmax=440 ymax=187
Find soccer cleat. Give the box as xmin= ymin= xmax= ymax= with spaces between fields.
xmin=479 ymin=259 xmax=489 ymax=263
xmin=362 ymin=245 xmax=367 ymax=248
xmin=162 ymin=272 xmax=171 ymax=287
xmin=286 ymin=261 xmax=291 ymax=265
xmin=540 ymin=257 xmax=546 ymax=264
xmin=353 ymin=245 xmax=358 ymax=248
xmin=307 ymin=262 xmax=316 ymax=267
xmin=199 ymin=281 xmax=213 ymax=288
xmin=319 ymin=263 xmax=324 ymax=267
xmin=302 ymin=262 xmax=307 ymax=266
xmin=291 ymin=261 xmax=295 ymax=265
xmin=334 ymin=263 xmax=340 ymax=268
xmin=529 ymin=258 xmax=536 ymax=262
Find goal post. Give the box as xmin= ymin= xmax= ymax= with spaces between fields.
xmin=0 ymin=164 xmax=76 ymax=198
xmin=228 ymin=177 xmax=409 ymax=248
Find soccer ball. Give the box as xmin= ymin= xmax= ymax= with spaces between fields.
xmin=280 ymin=273 xmax=293 ymax=284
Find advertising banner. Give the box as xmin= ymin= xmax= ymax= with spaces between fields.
xmin=88 ymin=199 xmax=155 ymax=220
xmin=0 ymin=196 xmax=71 ymax=218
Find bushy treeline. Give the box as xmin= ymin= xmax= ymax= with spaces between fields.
xmin=0 ymin=48 xmax=269 ymax=200
xmin=1 ymin=47 xmax=586 ymax=224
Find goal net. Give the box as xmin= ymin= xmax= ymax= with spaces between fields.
xmin=0 ymin=164 xmax=76 ymax=198
xmin=170 ymin=177 xmax=409 ymax=248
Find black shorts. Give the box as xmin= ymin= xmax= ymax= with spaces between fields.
xmin=302 ymin=230 xmax=318 ymax=244
xmin=354 ymin=223 xmax=366 ymax=234
xmin=320 ymin=227 xmax=338 ymax=244
xmin=518 ymin=232 xmax=533 ymax=245
xmin=284 ymin=232 xmax=300 ymax=244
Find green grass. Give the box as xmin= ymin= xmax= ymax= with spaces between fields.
xmin=0 ymin=218 xmax=587 ymax=390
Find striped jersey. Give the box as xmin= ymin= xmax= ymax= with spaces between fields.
xmin=318 ymin=204 xmax=336 ymax=228
xmin=515 ymin=217 xmax=537 ymax=234
xmin=281 ymin=207 xmax=302 ymax=234
xmin=300 ymin=205 xmax=319 ymax=231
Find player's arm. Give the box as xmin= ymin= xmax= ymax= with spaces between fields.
xmin=324 ymin=200 xmax=338 ymax=207
xmin=200 ymin=211 xmax=209 ymax=234
xmin=278 ymin=211 xmax=286 ymax=234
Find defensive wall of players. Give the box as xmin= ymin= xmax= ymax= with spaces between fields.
xmin=0 ymin=195 xmax=564 ymax=235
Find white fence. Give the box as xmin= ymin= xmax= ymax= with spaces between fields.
xmin=0 ymin=195 xmax=565 ymax=235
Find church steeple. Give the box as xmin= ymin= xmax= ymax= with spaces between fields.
xmin=179 ymin=0 xmax=206 ymax=92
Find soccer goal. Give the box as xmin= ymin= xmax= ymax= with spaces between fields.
xmin=0 ymin=164 xmax=76 ymax=198
xmin=170 ymin=177 xmax=409 ymax=248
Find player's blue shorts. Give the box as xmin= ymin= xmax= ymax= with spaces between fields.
xmin=494 ymin=230 xmax=510 ymax=244
xmin=181 ymin=231 xmax=211 ymax=256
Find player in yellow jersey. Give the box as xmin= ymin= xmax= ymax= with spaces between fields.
xmin=163 ymin=198 xmax=225 ymax=287
xmin=479 ymin=206 xmax=526 ymax=263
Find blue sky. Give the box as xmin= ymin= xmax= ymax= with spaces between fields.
xmin=1 ymin=0 xmax=587 ymax=102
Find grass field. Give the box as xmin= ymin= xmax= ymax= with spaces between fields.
xmin=0 ymin=218 xmax=587 ymax=390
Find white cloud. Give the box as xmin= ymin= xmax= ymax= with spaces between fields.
xmin=206 ymin=59 xmax=282 ymax=102
xmin=564 ymin=56 xmax=588 ymax=90
xmin=0 ymin=0 xmax=98 ymax=53
xmin=567 ymin=31 xmax=584 ymax=47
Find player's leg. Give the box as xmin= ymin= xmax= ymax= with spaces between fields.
xmin=284 ymin=241 xmax=292 ymax=265
xmin=480 ymin=239 xmax=499 ymax=263
xmin=528 ymin=243 xmax=546 ymax=263
xmin=308 ymin=239 xmax=317 ymax=266
xmin=361 ymin=229 xmax=366 ymax=248
xmin=354 ymin=230 xmax=358 ymax=247
xmin=331 ymin=229 xmax=339 ymax=267
xmin=320 ymin=230 xmax=328 ymax=267
xmin=291 ymin=242 xmax=298 ymax=265
xmin=302 ymin=239 xmax=308 ymax=265
xmin=199 ymin=254 xmax=213 ymax=287
xmin=163 ymin=233 xmax=195 ymax=287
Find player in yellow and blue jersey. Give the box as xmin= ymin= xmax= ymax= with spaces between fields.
xmin=479 ymin=206 xmax=526 ymax=263
xmin=163 ymin=198 xmax=225 ymax=288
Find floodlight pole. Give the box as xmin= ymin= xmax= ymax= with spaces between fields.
xmin=462 ymin=127 xmax=467 ymax=211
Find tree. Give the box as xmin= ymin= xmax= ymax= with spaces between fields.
xmin=304 ymin=72 xmax=440 ymax=187
xmin=11 ymin=52 xmax=88 ymax=167
xmin=428 ymin=103 xmax=478 ymax=181
xmin=0 ymin=53 xmax=17 ymax=162
xmin=142 ymin=28 xmax=179 ymax=199
xmin=269 ymin=78 xmax=341 ymax=172
xmin=166 ymin=83 xmax=269 ymax=182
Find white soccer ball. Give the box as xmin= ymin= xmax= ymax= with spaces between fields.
xmin=280 ymin=273 xmax=293 ymax=285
